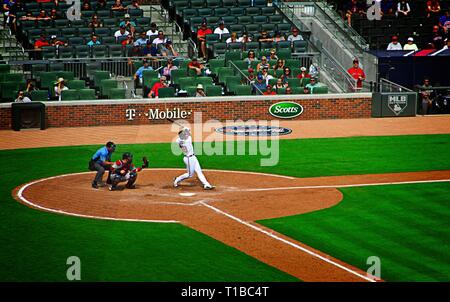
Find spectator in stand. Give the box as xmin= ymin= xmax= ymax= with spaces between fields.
xmin=303 ymin=86 xmax=310 ymax=94
xmin=263 ymin=84 xmax=276 ymax=95
xmin=431 ymin=25 xmax=445 ymax=49
xmin=256 ymin=56 xmax=270 ymax=72
xmin=419 ymin=78 xmax=434 ymax=115
xmin=134 ymin=31 xmax=149 ymax=46
xmin=396 ymin=0 xmax=411 ymax=18
xmin=247 ymin=67 xmax=256 ymax=84
xmin=49 ymin=35 xmax=67 ymax=47
xmin=306 ymin=77 xmax=319 ymax=93
xmin=381 ymin=0 xmax=395 ymax=16
xmin=258 ymin=30 xmax=272 ymax=42
xmin=345 ymin=0 xmax=366 ymax=26
xmin=195 ymin=84 xmax=207 ymax=97
xmin=114 ymin=25 xmax=129 ymax=42
xmin=25 ymin=79 xmax=38 ymax=93
xmin=54 ymin=77 xmax=68 ymax=101
xmin=142 ymin=40 xmax=158 ymax=56
xmin=159 ymin=40 xmax=179 ymax=57
xmin=127 ymin=45 xmax=141 ymax=63
xmin=275 ymin=78 xmax=288 ymax=90
xmin=244 ymin=50 xmax=257 ymax=65
xmin=285 ymin=87 xmax=293 ymax=94
xmin=119 ymin=14 xmax=136 ymax=34
xmin=87 ymin=34 xmax=101 ymax=47
xmin=49 ymin=9 xmax=61 ymax=20
xmin=96 ymin=0 xmax=107 ymax=10
xmin=127 ymin=0 xmax=140 ymax=10
xmin=260 ymin=67 xmax=274 ymax=84
xmin=148 ymin=76 xmax=168 ymax=98
xmin=111 ymin=0 xmax=126 ymax=11
xmin=36 ymin=9 xmax=51 ymax=21
xmin=161 ymin=58 xmax=178 ymax=81
xmin=122 ymin=33 xmax=135 ymax=46
xmin=439 ymin=11 xmax=450 ymax=33
xmin=15 ymin=91 xmax=32 ymax=103
xmin=443 ymin=38 xmax=450 ymax=49
xmin=7 ymin=0 xmax=25 ymax=32
xmin=226 ymin=32 xmax=241 ymax=44
xmin=19 ymin=12 xmax=36 ymax=21
xmin=34 ymin=33 xmax=50 ymax=50
xmin=426 ymin=0 xmax=441 ymax=18
xmin=134 ymin=59 xmax=153 ymax=85
xmin=281 ymin=66 xmax=293 ymax=85
xmin=387 ymin=35 xmax=403 ymax=50
xmin=287 ymin=27 xmax=304 ymax=42
xmin=152 ymin=30 xmax=167 ymax=46
xmin=272 ymin=58 xmax=285 ymax=75
xmin=2 ymin=0 xmax=14 ymax=27
xmin=89 ymin=14 xmax=103 ymax=28
xmin=240 ymin=32 xmax=252 ymax=43
xmin=146 ymin=22 xmax=158 ymax=39
xmin=188 ymin=57 xmax=205 ymax=76
xmin=81 ymin=0 xmax=92 ymax=11
xmin=214 ymin=20 xmax=230 ymax=40
xmin=403 ymin=37 xmax=419 ymax=51
xmin=269 ymin=49 xmax=278 ymax=61
xmin=197 ymin=21 xmax=212 ymax=59
xmin=272 ymin=31 xmax=285 ymax=43
xmin=253 ymin=74 xmax=267 ymax=93
xmin=297 ymin=66 xmax=311 ymax=79
xmin=347 ymin=58 xmax=365 ymax=90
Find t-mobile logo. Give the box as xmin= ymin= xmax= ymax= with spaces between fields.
xmin=367 ymin=0 xmax=382 ymax=21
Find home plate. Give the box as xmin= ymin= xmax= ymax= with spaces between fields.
xmin=179 ymin=193 xmax=196 ymax=197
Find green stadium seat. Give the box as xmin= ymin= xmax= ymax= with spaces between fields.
xmin=30 ymin=90 xmax=49 ymax=102
xmin=277 ymin=49 xmax=292 ymax=60
xmin=237 ymin=16 xmax=252 ymax=26
xmin=244 ymin=42 xmax=260 ymax=51
xmin=198 ymin=8 xmax=213 ymax=17
xmin=312 ymin=85 xmax=328 ymax=94
xmin=195 ymin=76 xmax=214 ymax=88
xmin=39 ymin=72 xmax=58 ymax=89
xmin=293 ymin=40 xmax=308 ymax=53
xmin=78 ymin=89 xmax=96 ymax=100
xmin=178 ymin=77 xmax=193 ymax=90
xmin=108 ymin=45 xmax=124 ymax=57
xmin=54 ymin=19 xmax=70 ymax=28
xmin=229 ymin=7 xmax=245 ymax=16
xmin=229 ymin=60 xmax=248 ymax=70
xmin=245 ymin=24 xmax=259 ymax=35
xmin=61 ymin=89 xmax=79 ymax=101
xmin=217 ymin=67 xmax=235 ymax=83
xmin=142 ymin=70 xmax=160 ymax=88
xmin=225 ymin=51 xmax=241 ymax=62
xmin=269 ymin=15 xmax=284 ymax=24
xmin=207 ymin=0 xmax=221 ymax=9
xmin=212 ymin=43 xmax=227 ymax=57
xmin=103 ymin=18 xmax=118 ymax=27
xmin=206 ymin=34 xmax=220 ymax=47
xmin=214 ymin=8 xmax=229 ymax=17
xmin=260 ymin=6 xmax=275 ymax=14
xmin=237 ymin=0 xmax=252 ymax=8
xmin=222 ymin=0 xmax=237 ymax=8
xmin=208 ymin=59 xmax=225 ymax=74
xmin=1 ymin=73 xmax=23 ymax=82
xmin=205 ymin=85 xmax=222 ymax=96
xmin=225 ymin=76 xmax=242 ymax=91
xmin=71 ymin=19 xmax=86 ymax=27
xmin=232 ymin=85 xmax=253 ymax=96
xmin=59 ymin=46 xmax=74 ymax=59
xmin=245 ymin=7 xmax=261 ymax=16
xmin=75 ymin=45 xmax=91 ymax=58
xmin=49 ymin=63 xmax=64 ymax=72
xmin=55 ymin=71 xmax=75 ymax=81
xmin=287 ymin=78 xmax=302 ymax=88
xmin=190 ymin=0 xmax=205 ymax=9
xmin=300 ymin=77 xmax=311 ymax=87
xmin=0 ymin=64 xmax=11 ymax=73
xmin=41 ymin=46 xmax=57 ymax=59
xmin=158 ymin=87 xmax=176 ymax=98
xmin=184 ymin=86 xmax=197 ymax=97
xmin=68 ymin=80 xmax=86 ymax=90
xmin=182 ymin=8 xmax=197 ymax=19
xmin=92 ymin=45 xmax=108 ymax=58
xmin=100 ymin=79 xmax=118 ymax=98
xmin=252 ymin=16 xmax=267 ymax=25
xmin=97 ymin=10 xmax=111 ymax=19
xmin=170 ymin=68 xmax=187 ymax=85
xmin=291 ymin=87 xmax=304 ymax=94
xmin=32 ymin=64 xmax=47 ymax=78
xmin=136 ymin=17 xmax=151 ymax=26
xmin=277 ymin=23 xmax=292 ymax=33
xmin=277 ymin=41 xmax=292 ymax=50
xmin=109 ymin=88 xmax=127 ymax=99
xmin=285 ymin=59 xmax=301 ymax=69
xmin=94 ymin=71 xmax=110 ymax=88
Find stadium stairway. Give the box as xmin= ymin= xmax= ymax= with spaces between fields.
xmin=0 ymin=26 xmax=27 ymax=62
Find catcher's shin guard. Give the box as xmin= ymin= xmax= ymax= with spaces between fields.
xmin=126 ymin=172 xmax=137 ymax=189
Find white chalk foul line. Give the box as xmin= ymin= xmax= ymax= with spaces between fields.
xmin=17 ymin=171 xmax=178 ymax=224
xmin=200 ymin=201 xmax=377 ymax=282
xmin=243 ymin=178 xmax=450 ymax=192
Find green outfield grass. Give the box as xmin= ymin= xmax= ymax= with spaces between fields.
xmin=1 ymin=134 xmax=450 ymax=281
xmin=259 ymin=182 xmax=450 ymax=281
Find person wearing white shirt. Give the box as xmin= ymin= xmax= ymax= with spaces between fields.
xmin=173 ymin=127 xmax=214 ymax=190
xmin=403 ymin=37 xmax=419 ymax=51
xmin=387 ymin=35 xmax=403 ymax=50
xmin=114 ymin=26 xmax=129 ymax=42
xmin=152 ymin=30 xmax=167 ymax=46
xmin=213 ymin=21 xmax=230 ymax=39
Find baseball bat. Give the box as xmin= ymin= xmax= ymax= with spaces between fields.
xmin=166 ymin=118 xmax=185 ymax=128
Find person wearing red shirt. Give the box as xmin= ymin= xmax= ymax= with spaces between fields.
xmin=296 ymin=66 xmax=311 ymax=79
xmin=347 ymin=58 xmax=366 ymax=90
xmin=263 ymin=85 xmax=277 ymax=95
xmin=197 ymin=21 xmax=212 ymax=59
xmin=188 ymin=57 xmax=205 ymax=75
xmin=148 ymin=76 xmax=168 ymax=98
xmin=34 ymin=34 xmax=50 ymax=50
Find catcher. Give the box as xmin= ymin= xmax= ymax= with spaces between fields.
xmin=109 ymin=152 xmax=149 ymax=191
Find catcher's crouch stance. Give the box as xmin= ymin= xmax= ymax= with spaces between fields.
xmin=109 ymin=152 xmax=148 ymax=191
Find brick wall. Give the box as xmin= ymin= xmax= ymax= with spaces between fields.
xmin=0 ymin=96 xmax=372 ymax=130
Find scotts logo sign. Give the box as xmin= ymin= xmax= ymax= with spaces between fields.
xmin=269 ymin=102 xmax=304 ymax=119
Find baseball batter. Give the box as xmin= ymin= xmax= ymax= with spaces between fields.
xmin=173 ymin=127 xmax=214 ymax=190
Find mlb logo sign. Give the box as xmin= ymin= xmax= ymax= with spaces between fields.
xmin=388 ymin=95 xmax=408 ymax=115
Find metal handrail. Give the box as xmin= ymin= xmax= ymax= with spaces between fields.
xmin=380 ymin=78 xmax=413 ymax=93
xmin=228 ymin=60 xmax=264 ymax=95
xmin=321 ymin=46 xmax=358 ymax=91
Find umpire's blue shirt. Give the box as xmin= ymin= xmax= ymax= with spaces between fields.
xmin=92 ymin=146 xmax=111 ymax=164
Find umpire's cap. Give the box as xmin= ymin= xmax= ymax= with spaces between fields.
xmin=106 ymin=141 xmax=116 ymax=151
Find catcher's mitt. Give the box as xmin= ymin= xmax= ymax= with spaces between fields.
xmin=142 ymin=156 xmax=149 ymax=169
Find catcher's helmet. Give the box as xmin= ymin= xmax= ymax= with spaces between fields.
xmin=122 ymin=152 xmax=133 ymax=162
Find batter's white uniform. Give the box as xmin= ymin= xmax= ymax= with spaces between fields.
xmin=174 ymin=132 xmax=212 ymax=188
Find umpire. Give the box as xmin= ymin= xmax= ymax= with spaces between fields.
xmin=89 ymin=141 xmax=116 ymax=189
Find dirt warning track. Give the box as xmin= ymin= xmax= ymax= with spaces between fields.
xmin=13 ymin=169 xmax=450 ymax=282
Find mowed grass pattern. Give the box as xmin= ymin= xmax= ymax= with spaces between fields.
xmin=259 ymin=183 xmax=450 ymax=281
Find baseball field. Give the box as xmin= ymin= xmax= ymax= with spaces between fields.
xmin=1 ymin=117 xmax=450 ymax=282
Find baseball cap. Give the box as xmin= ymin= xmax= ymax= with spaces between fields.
xmin=266 ymin=84 xmax=272 ymax=89
xmin=50 ymin=35 xmax=57 ymax=39
xmin=408 ymin=37 xmax=414 ymax=42
xmin=353 ymin=58 xmax=359 ymax=63
xmin=196 ymin=84 xmax=204 ymax=89
xmin=300 ymin=67 xmax=307 ymax=71
xmin=248 ymin=67 xmax=254 ymax=72
xmin=257 ymin=74 xmax=263 ymax=80
xmin=160 ymin=76 xmax=167 ymax=81
xmin=124 ymin=13 xmax=130 ymax=18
